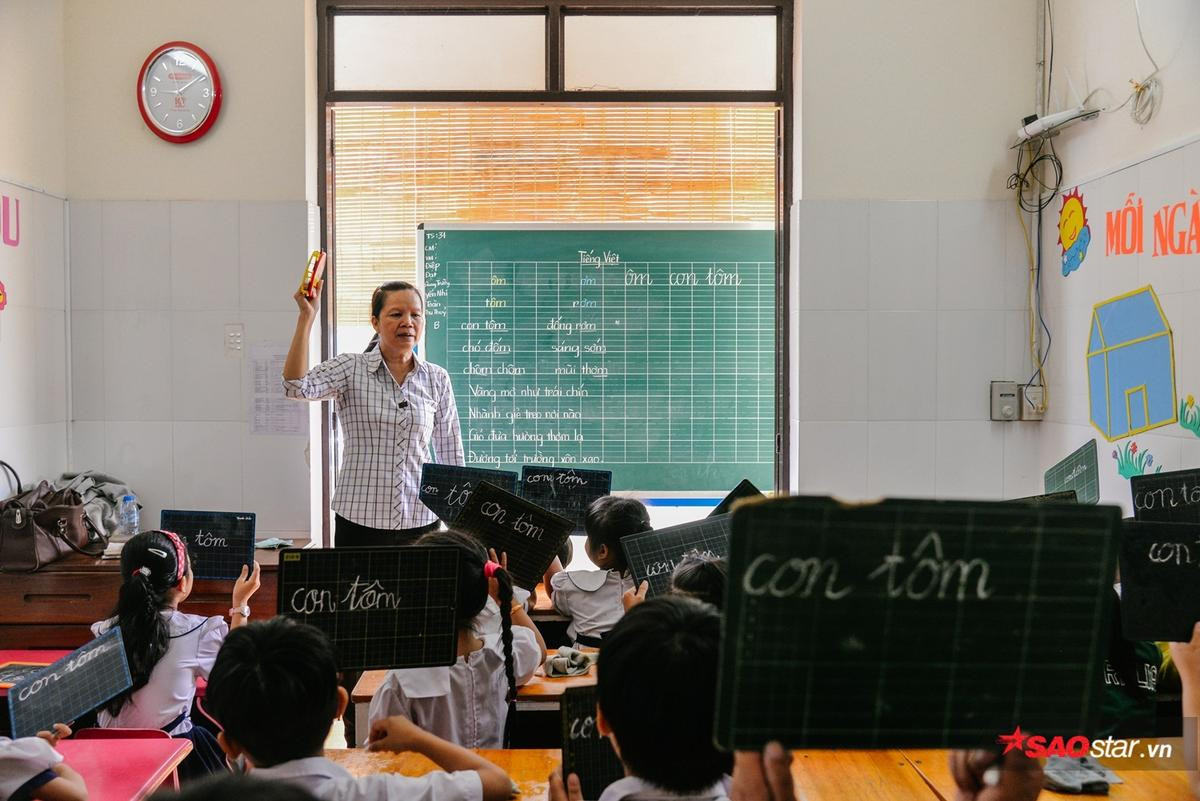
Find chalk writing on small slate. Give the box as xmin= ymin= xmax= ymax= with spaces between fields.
xmin=520 ymin=466 xmax=612 ymax=534
xmin=160 ymin=510 xmax=256 ymax=580
xmin=8 ymin=627 xmax=132 ymax=738
xmin=1131 ymin=468 xmax=1200 ymax=524
xmin=710 ymin=479 xmax=764 ymax=517
xmin=715 ymin=496 xmax=1120 ymax=750
xmin=1045 ymin=440 xmax=1100 ymax=504
xmin=419 ymin=464 xmax=519 ymax=524
xmin=0 ymin=662 xmax=47 ymax=688
xmin=1003 ymin=490 xmax=1078 ymax=505
xmin=1119 ymin=520 xmax=1200 ymax=642
xmin=454 ymin=481 xmax=574 ymax=590
xmin=622 ymin=515 xmax=730 ymax=598
xmin=277 ymin=546 xmax=460 ymax=670
xmin=562 ymin=685 xmax=624 ymax=801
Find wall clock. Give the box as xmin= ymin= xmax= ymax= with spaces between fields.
xmin=136 ymin=41 xmax=222 ymax=144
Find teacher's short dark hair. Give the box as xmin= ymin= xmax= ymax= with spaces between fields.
xmin=205 ymin=618 xmax=341 ymax=768
xmin=371 ymin=280 xmax=424 ymax=319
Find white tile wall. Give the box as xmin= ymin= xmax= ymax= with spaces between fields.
xmin=868 ymin=311 xmax=936 ymax=421
xmin=0 ymin=182 xmax=69 ymax=488
xmin=937 ymin=310 xmax=1005 ymax=420
xmin=868 ymin=201 xmax=936 ymax=311
xmin=68 ymin=199 xmax=312 ymax=534
xmin=866 ymin=421 xmax=935 ymax=497
xmin=794 ymin=197 xmax=1034 ymax=500
xmin=171 ymin=201 xmax=240 ymax=311
xmin=797 ymin=311 xmax=868 ymax=420
xmin=797 ymin=200 xmax=868 ymax=310
xmin=102 ymin=201 xmax=171 ymax=311
xmin=937 ymin=200 xmax=1007 ymax=310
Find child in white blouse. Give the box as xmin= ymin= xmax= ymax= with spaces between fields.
xmin=92 ymin=530 xmax=260 ymax=780
xmin=543 ymin=497 xmax=651 ymax=647
xmin=368 ymin=530 xmax=546 ymax=748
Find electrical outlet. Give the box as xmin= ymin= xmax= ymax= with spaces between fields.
xmin=224 ymin=323 xmax=245 ymax=356
xmin=990 ymin=381 xmax=1019 ymax=421
xmin=1020 ymin=384 xmax=1045 ymax=421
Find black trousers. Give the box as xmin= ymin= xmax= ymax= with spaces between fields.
xmin=334 ymin=514 xmax=438 ymax=547
xmin=332 ymin=514 xmax=439 ymax=745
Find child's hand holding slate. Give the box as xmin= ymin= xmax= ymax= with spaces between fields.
xmin=731 ymin=742 xmax=796 ymax=801
xmin=549 ymin=767 xmax=584 ymax=801
xmin=949 ymin=751 xmax=1042 ymax=801
xmin=35 ymin=723 xmax=71 ymax=747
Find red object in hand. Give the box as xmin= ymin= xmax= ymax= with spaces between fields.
xmin=301 ymin=250 xmax=327 ymax=299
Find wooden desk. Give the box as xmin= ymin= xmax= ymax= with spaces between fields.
xmin=326 ymin=746 xmax=1195 ymax=800
xmin=0 ymin=544 xmax=301 ymax=649
xmin=350 ymin=660 xmax=597 ymax=745
xmin=57 ymin=738 xmax=192 ymax=801
xmin=902 ymin=749 xmax=1193 ymax=801
xmin=0 ymin=649 xmax=70 ymax=696
xmin=325 ymin=748 xmax=941 ymax=801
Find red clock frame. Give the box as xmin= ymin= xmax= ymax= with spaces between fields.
xmin=136 ymin=40 xmax=222 ymax=144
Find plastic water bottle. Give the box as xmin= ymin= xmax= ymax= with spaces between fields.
xmin=119 ymin=494 xmax=139 ymax=540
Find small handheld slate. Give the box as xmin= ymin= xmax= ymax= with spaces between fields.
xmin=1044 ymin=440 xmax=1100 ymax=504
xmin=715 ymin=496 xmax=1120 ymax=750
xmin=1119 ymin=519 xmax=1200 ymax=641
xmin=277 ymin=546 xmax=460 ymax=670
xmin=1131 ymin=467 xmax=1200 ymax=524
xmin=8 ymin=627 xmax=132 ymax=738
xmin=561 ymin=685 xmax=624 ymax=801
xmin=710 ymin=479 xmax=764 ymax=517
xmin=160 ymin=509 xmax=256 ymax=580
xmin=621 ymin=515 xmax=731 ymax=598
xmin=454 ymin=481 xmax=574 ymax=590
xmin=519 ymin=465 xmax=612 ymax=534
xmin=1003 ymin=490 xmax=1078 ymax=505
xmin=419 ymin=463 xmax=519 ymax=524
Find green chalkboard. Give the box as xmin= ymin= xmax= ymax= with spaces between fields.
xmin=421 ymin=225 xmax=776 ymax=491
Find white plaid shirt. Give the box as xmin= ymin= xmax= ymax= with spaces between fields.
xmin=284 ymin=350 xmax=465 ymax=529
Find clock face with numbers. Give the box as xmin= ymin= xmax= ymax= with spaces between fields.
xmin=136 ymin=41 xmax=222 ymax=144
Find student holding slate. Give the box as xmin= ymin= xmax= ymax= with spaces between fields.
xmin=0 ymin=724 xmax=86 ymax=801
xmin=367 ymin=530 xmax=544 ymax=748
xmin=543 ymin=497 xmax=651 ymax=648
xmin=92 ymin=530 xmax=261 ymax=780
xmin=284 ymin=279 xmax=465 ymax=545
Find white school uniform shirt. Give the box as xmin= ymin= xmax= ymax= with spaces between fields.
xmin=598 ymin=776 xmax=731 ymax=801
xmin=252 ymin=755 xmax=482 ymax=801
xmin=470 ymin=587 xmax=531 ymax=637
xmin=283 ymin=350 xmax=465 ymax=530
xmin=367 ymin=628 xmax=542 ymax=748
xmin=91 ymin=610 xmax=227 ymax=734
xmin=550 ymin=569 xmax=634 ymax=643
xmin=0 ymin=736 xmax=62 ymax=800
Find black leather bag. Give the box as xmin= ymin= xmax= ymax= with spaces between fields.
xmin=0 ymin=467 xmax=108 ymax=573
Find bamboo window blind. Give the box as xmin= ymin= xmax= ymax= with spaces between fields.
xmin=331 ymin=104 xmax=778 ymax=334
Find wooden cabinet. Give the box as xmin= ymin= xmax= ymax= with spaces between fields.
xmin=0 ymin=546 xmax=298 ymax=648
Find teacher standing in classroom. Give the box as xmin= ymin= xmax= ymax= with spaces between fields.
xmin=283 ymin=279 xmax=465 ymax=546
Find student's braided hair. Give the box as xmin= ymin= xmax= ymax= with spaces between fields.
xmin=105 ymin=530 xmax=191 ymax=715
xmin=416 ymin=528 xmax=518 ymax=744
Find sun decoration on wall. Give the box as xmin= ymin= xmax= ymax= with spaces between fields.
xmin=1058 ymin=188 xmax=1091 ymax=277
xmin=0 ymin=279 xmax=7 ymax=311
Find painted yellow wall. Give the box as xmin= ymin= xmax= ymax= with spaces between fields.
xmin=64 ymin=0 xmax=311 ymax=201
xmin=0 ymin=1 xmax=67 ymax=195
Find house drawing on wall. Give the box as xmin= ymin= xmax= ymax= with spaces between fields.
xmin=1087 ymin=285 xmax=1177 ymax=441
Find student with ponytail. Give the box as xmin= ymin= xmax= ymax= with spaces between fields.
xmin=91 ymin=530 xmax=261 ymax=780
xmin=367 ymin=529 xmax=545 ymax=748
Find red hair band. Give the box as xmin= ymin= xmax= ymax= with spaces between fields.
xmin=160 ymin=530 xmax=188 ymax=584
xmin=484 ymin=560 xmax=501 ymax=578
